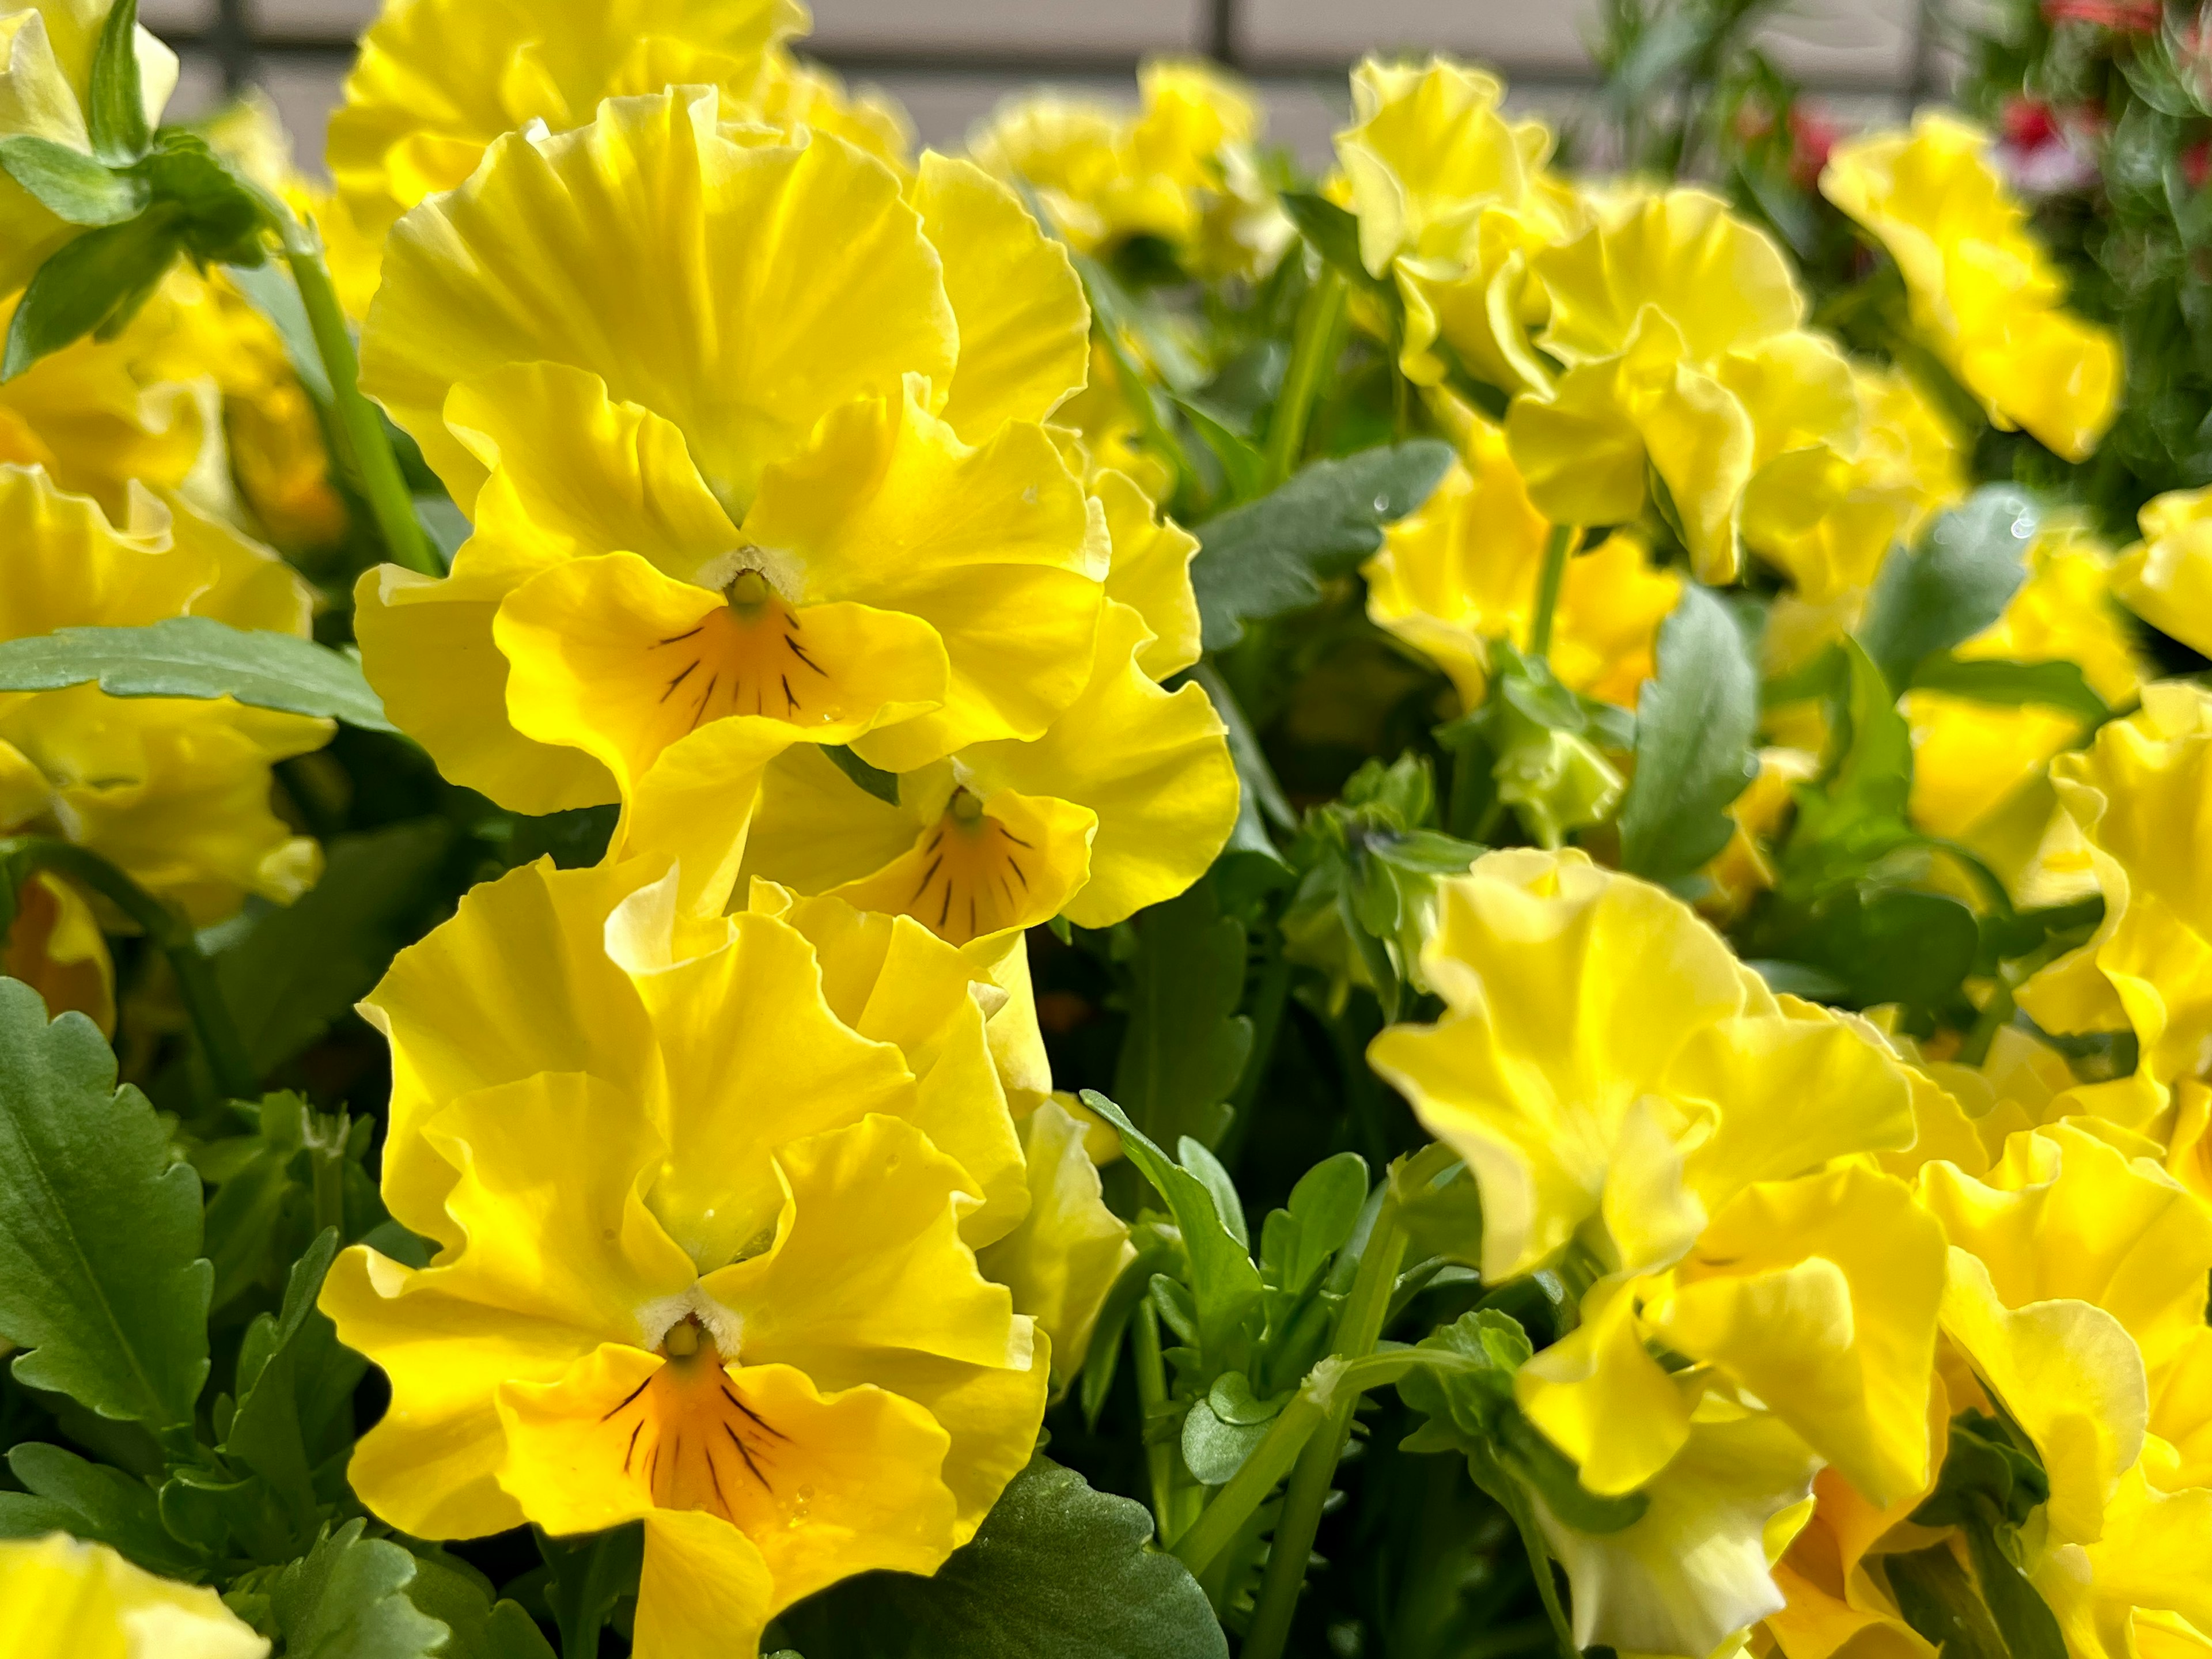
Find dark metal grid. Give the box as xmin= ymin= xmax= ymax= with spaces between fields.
xmin=171 ymin=0 xmax=1948 ymax=110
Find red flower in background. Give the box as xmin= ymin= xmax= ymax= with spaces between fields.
xmin=2004 ymin=97 xmax=2060 ymax=149
xmin=2043 ymin=0 xmax=2162 ymax=28
xmin=1787 ymin=105 xmax=1838 ymax=187
xmin=2187 ymin=136 xmax=2212 ymax=190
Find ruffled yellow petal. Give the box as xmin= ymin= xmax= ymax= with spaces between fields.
xmin=1517 ymin=1277 xmax=1695 ymax=1496
xmin=960 ymin=600 xmax=1236 ymax=930
xmin=2119 ymin=486 xmax=2212 ymax=659
xmin=1097 ymin=469 xmax=1202 ymax=679
xmin=823 ymin=778 xmax=1096 ymax=946
xmin=1933 ymin=1245 xmax=2146 ymax=1546
xmin=1537 ymin=1404 xmax=1821 ymax=1659
xmin=976 ymin=1097 xmax=1135 ymax=1387
xmin=497 ymin=551 xmax=948 ymax=801
xmin=599 ymin=882 xmax=919 ymax=1272
xmin=361 ymin=859 xmax=658 ymax=1244
xmin=0 ymin=1533 xmax=266 ymax=1659
xmin=363 ymin=90 xmax=953 ymax=513
xmin=745 ymin=378 xmax=1100 ymax=769
xmin=632 ymin=1509 xmax=775 ymax=1659
xmin=911 ymin=153 xmax=1089 ymax=441
xmin=1367 ymin=851 xmax=1768 ymax=1281
xmin=1650 ymin=1167 xmax=1945 ymax=1506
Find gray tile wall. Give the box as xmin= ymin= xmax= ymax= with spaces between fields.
xmin=154 ymin=0 xmax=1953 ymax=176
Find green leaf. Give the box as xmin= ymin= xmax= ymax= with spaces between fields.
xmin=1887 ymin=1544 xmax=2010 ymax=1659
xmin=0 ymin=978 xmax=210 ymax=1430
xmin=1957 ymin=1516 xmax=2068 ymax=1659
xmin=1278 ymin=192 xmax=1393 ymax=306
xmin=536 ymin=1522 xmax=642 ymax=1659
xmin=1908 ymin=654 xmax=2110 ymax=722
xmin=1858 ymin=487 xmax=2039 ymax=692
xmin=1782 ymin=888 xmax=1981 ymax=1011
xmin=222 ymin=259 xmax=333 ymax=402
xmin=1619 ymin=582 xmax=1760 ymax=882
xmin=1190 ymin=441 xmax=1453 ymax=649
xmin=2 ymin=210 xmax=177 ymax=379
xmin=1281 ymin=1153 xmax=1368 ymax=1296
xmin=1180 ymin=1394 xmax=1271 ymax=1484
xmin=0 ymin=616 xmax=395 ymax=730
xmin=1172 ymin=395 xmax=1269 ymax=505
xmin=1176 ymin=1136 xmax=1247 ymax=1249
xmin=215 ymin=821 xmax=452 ymax=1074
xmin=224 ymin=1230 xmax=366 ymax=1541
xmin=778 ymin=1457 xmax=1228 ymax=1659
xmin=134 ymin=134 xmax=267 ymax=265
xmin=1110 ymin=883 xmax=1252 ymax=1152
xmin=1781 ymin=639 xmax=1916 ymax=897
xmin=823 ymin=743 xmax=903 ymax=806
xmin=262 ymin=1520 xmax=449 ymax=1659
xmin=0 ymin=137 xmax=145 ymax=225
xmin=0 ymin=1442 xmax=208 ymax=1578
xmin=1082 ymin=1092 xmax=1262 ymax=1365
xmin=86 ymin=0 xmax=150 ymax=165
xmin=400 ymin=1548 xmax=558 ymax=1659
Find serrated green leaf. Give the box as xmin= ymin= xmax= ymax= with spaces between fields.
xmin=1908 ymin=653 xmax=2109 ymax=722
xmin=1619 ymin=582 xmax=1760 ymax=882
xmin=1111 ymin=884 xmax=1252 ymax=1152
xmin=401 ymin=1547 xmax=557 ymax=1659
xmin=779 ymin=1457 xmax=1228 ymax=1659
xmin=1858 ymin=487 xmax=2039 ymax=692
xmin=0 ymin=615 xmax=393 ymax=730
xmin=1082 ymin=1092 xmax=1262 ymax=1365
xmin=0 ymin=978 xmax=210 ymax=1430
xmin=225 ymin=1231 xmax=365 ymax=1541
xmin=0 ymin=1442 xmax=208 ymax=1578
xmin=2 ymin=211 xmax=176 ymax=378
xmin=265 ymin=1520 xmax=449 ymax=1659
xmin=0 ymin=137 xmax=145 ymax=224
xmin=86 ymin=0 xmax=150 ymax=165
xmin=1190 ymin=441 xmax=1453 ymax=649
xmin=215 ymin=821 xmax=451 ymax=1073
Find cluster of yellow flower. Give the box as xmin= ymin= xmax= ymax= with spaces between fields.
xmin=5 ymin=0 xmax=2212 ymax=1651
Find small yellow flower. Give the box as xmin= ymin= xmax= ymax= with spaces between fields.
xmin=969 ymin=59 xmax=1286 ymax=279
xmin=2018 ymin=683 xmax=2212 ymax=1106
xmin=2117 ymin=484 xmax=2212 ymax=660
xmin=327 ymin=0 xmax=812 ymax=239
xmin=1362 ymin=415 xmax=1680 ymax=711
xmin=1823 ymin=112 xmax=2120 ymax=463
xmin=0 ymin=1532 xmax=266 ymax=1658
xmin=327 ymin=858 xmax=1050 ymax=1651
xmin=0 ymin=464 xmax=325 ymax=937
xmin=355 ymin=91 xmax=1104 ymax=888
xmin=1505 ymin=189 xmax=1858 ymax=583
xmin=731 ymin=486 xmax=1236 ymax=944
xmin=1334 ymin=56 xmax=1579 ymax=395
xmin=1369 ymin=851 xmax=1945 ymax=1650
xmin=0 ymin=0 xmax=179 ymax=295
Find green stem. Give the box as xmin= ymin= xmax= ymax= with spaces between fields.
xmin=1132 ymin=1299 xmax=1177 ymax=1541
xmin=1264 ymin=266 xmax=1347 ymax=487
xmin=1 ymin=838 xmax=255 ymax=1100
xmin=306 ymin=1111 xmax=350 ymax=1237
xmin=256 ymin=193 xmax=437 ymax=576
xmin=1238 ymin=1199 xmax=1411 ymax=1659
xmin=1526 ymin=524 xmax=1577 ymax=660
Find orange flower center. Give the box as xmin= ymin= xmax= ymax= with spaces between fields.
xmin=905 ymin=789 xmax=1036 ymax=944
xmin=645 ymin=572 xmax=829 ymax=732
xmin=599 ymin=1317 xmax=787 ymax=1525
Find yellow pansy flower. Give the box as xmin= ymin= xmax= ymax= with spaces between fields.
xmin=1369 ymin=850 xmax=1945 ymax=1652
xmin=1821 ymin=112 xmax=2120 ymax=463
xmin=354 ymin=92 xmax=1102 ymax=864
xmin=0 ymin=467 xmax=324 ymax=1019
xmin=1505 ymin=188 xmax=1858 ymax=583
xmin=969 ymin=58 xmax=1287 ymax=280
xmin=2117 ymin=485 xmax=2212 ymax=659
xmin=1916 ymin=1124 xmax=2212 ymax=1646
xmin=0 ymin=0 xmax=179 ymax=297
xmin=328 ymin=0 xmax=810 ymax=239
xmin=1333 ymin=56 xmax=1579 ymax=395
xmin=1906 ymin=518 xmax=2147 ymax=846
xmin=2018 ymin=683 xmax=2212 ymax=1109
xmin=1362 ymin=415 xmax=1680 ymax=711
xmin=732 ymin=483 xmax=1236 ymax=945
xmin=325 ymin=858 xmax=1048 ymax=1650
xmin=0 ymin=1533 xmax=266 ymax=1659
